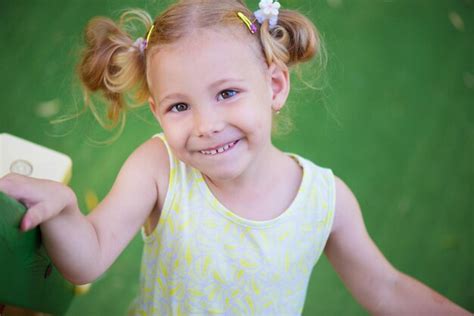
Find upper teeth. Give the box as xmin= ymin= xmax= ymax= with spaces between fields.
xmin=200 ymin=141 xmax=237 ymax=155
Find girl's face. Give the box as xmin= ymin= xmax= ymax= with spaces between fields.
xmin=148 ymin=28 xmax=288 ymax=182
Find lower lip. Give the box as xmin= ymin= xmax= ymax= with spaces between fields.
xmin=200 ymin=139 xmax=240 ymax=156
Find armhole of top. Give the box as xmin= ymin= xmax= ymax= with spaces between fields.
xmin=141 ymin=133 xmax=177 ymax=243
xmin=326 ymin=168 xmax=336 ymax=236
xmin=317 ymin=167 xmax=337 ymax=252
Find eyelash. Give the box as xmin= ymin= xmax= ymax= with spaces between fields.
xmin=169 ymin=103 xmax=188 ymax=113
xmin=168 ymin=89 xmax=239 ymax=113
xmin=217 ymin=89 xmax=238 ymax=101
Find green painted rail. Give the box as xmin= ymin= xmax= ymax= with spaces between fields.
xmin=0 ymin=192 xmax=74 ymax=315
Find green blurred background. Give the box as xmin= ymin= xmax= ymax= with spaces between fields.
xmin=0 ymin=0 xmax=472 ymax=314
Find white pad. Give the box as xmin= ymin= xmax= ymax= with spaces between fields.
xmin=0 ymin=133 xmax=72 ymax=184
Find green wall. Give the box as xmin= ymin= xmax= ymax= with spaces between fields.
xmin=0 ymin=0 xmax=472 ymax=314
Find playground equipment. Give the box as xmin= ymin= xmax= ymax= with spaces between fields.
xmin=0 ymin=133 xmax=78 ymax=315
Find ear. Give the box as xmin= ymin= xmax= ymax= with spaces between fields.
xmin=148 ymin=96 xmax=162 ymax=125
xmin=268 ymin=63 xmax=290 ymax=112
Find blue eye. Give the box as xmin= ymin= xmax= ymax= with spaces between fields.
xmin=217 ymin=89 xmax=238 ymax=101
xmin=170 ymin=103 xmax=189 ymax=112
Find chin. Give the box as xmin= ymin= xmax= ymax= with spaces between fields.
xmin=202 ymin=166 xmax=240 ymax=182
xmin=200 ymin=161 xmax=247 ymax=182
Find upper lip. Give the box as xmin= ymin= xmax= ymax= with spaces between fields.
xmin=199 ymin=139 xmax=239 ymax=151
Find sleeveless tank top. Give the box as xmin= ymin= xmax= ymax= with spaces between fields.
xmin=131 ymin=134 xmax=335 ymax=315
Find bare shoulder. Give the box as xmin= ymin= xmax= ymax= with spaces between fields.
xmin=331 ymin=175 xmax=362 ymax=234
xmin=94 ymin=136 xmax=170 ymax=204
xmin=129 ymin=136 xmax=169 ymax=168
xmin=126 ymin=136 xmax=170 ymax=183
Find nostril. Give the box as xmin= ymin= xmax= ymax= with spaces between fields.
xmin=195 ymin=117 xmax=226 ymax=137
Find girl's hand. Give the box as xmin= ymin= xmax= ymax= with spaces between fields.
xmin=0 ymin=173 xmax=76 ymax=231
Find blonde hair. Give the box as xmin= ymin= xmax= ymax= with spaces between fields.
xmin=77 ymin=0 xmax=323 ymax=131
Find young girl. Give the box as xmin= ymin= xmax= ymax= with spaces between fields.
xmin=0 ymin=0 xmax=470 ymax=314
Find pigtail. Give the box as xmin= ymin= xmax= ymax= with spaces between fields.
xmin=77 ymin=9 xmax=153 ymax=128
xmin=259 ymin=9 xmax=320 ymax=69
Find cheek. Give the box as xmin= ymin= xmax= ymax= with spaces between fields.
xmin=250 ymin=96 xmax=273 ymax=125
xmin=161 ymin=121 xmax=187 ymax=149
xmin=232 ymin=105 xmax=272 ymax=137
xmin=163 ymin=131 xmax=191 ymax=164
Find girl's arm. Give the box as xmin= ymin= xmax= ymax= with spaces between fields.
xmin=0 ymin=137 xmax=168 ymax=285
xmin=324 ymin=176 xmax=471 ymax=315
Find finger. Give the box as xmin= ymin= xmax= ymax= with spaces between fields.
xmin=21 ymin=203 xmax=47 ymax=231
xmin=0 ymin=173 xmax=31 ymax=200
xmin=0 ymin=173 xmax=20 ymax=196
xmin=0 ymin=173 xmax=48 ymax=208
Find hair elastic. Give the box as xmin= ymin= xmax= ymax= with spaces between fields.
xmin=133 ymin=24 xmax=155 ymax=54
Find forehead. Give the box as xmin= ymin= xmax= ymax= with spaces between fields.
xmin=147 ymin=28 xmax=267 ymax=94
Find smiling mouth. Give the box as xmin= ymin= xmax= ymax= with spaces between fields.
xmin=199 ymin=140 xmax=240 ymax=156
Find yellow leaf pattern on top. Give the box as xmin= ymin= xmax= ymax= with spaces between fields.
xmin=131 ymin=134 xmax=335 ymax=315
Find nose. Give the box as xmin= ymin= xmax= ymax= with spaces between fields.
xmin=193 ymin=107 xmax=225 ymax=137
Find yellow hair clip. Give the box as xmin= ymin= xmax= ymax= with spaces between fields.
xmin=236 ymin=12 xmax=257 ymax=34
xmin=145 ymin=24 xmax=155 ymax=44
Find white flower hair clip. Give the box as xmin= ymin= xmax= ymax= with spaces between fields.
xmin=254 ymin=0 xmax=281 ymax=30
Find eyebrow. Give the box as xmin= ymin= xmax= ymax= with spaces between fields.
xmin=158 ymin=78 xmax=245 ymax=106
xmin=158 ymin=93 xmax=187 ymax=106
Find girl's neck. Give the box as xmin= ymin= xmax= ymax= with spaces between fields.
xmin=202 ymin=143 xmax=303 ymax=221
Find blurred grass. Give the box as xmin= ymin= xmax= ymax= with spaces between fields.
xmin=0 ymin=0 xmax=472 ymax=315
